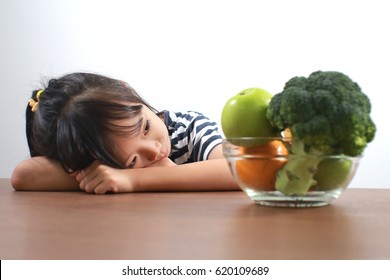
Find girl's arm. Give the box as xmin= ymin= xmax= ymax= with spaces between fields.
xmin=77 ymin=159 xmax=239 ymax=194
xmin=76 ymin=145 xmax=240 ymax=194
xmin=12 ymin=145 xmax=239 ymax=193
xmin=11 ymin=157 xmax=79 ymax=191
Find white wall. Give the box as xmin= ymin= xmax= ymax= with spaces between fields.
xmin=1 ymin=0 xmax=388 ymax=188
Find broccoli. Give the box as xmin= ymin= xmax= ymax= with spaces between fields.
xmin=266 ymin=71 xmax=376 ymax=195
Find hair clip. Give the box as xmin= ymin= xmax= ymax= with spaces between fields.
xmin=28 ymin=90 xmax=44 ymax=112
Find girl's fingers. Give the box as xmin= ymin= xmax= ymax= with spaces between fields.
xmin=77 ymin=161 xmax=112 ymax=194
xmin=83 ymin=176 xmax=105 ymax=193
xmin=93 ymin=183 xmax=110 ymax=194
xmin=76 ymin=161 xmax=99 ymax=181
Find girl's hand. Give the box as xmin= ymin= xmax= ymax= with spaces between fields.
xmin=76 ymin=161 xmax=134 ymax=194
xmin=76 ymin=158 xmax=176 ymax=194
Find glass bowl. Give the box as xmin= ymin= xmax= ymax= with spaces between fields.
xmin=222 ymin=137 xmax=361 ymax=207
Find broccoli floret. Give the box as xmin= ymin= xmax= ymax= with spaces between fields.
xmin=266 ymin=71 xmax=376 ymax=195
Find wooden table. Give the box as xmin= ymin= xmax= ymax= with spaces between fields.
xmin=1 ymin=178 xmax=389 ymax=260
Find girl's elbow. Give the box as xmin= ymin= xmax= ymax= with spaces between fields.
xmin=11 ymin=171 xmax=25 ymax=191
xmin=11 ymin=161 xmax=33 ymax=191
xmin=11 ymin=175 xmax=24 ymax=191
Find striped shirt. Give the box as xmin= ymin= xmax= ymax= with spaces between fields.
xmin=162 ymin=110 xmax=222 ymax=164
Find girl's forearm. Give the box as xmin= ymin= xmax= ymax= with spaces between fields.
xmin=132 ymin=159 xmax=239 ymax=192
xmin=11 ymin=157 xmax=79 ymax=191
xmin=12 ymin=157 xmax=239 ymax=193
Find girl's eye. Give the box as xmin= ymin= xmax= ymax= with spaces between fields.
xmin=144 ymin=120 xmax=150 ymax=135
xmin=129 ymin=156 xmax=137 ymax=169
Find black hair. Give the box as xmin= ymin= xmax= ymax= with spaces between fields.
xmin=26 ymin=72 xmax=157 ymax=172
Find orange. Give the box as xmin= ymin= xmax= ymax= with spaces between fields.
xmin=236 ymin=140 xmax=288 ymax=191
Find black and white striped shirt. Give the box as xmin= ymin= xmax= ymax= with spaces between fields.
xmin=162 ymin=110 xmax=222 ymax=164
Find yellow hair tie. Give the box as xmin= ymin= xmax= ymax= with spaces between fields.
xmin=28 ymin=90 xmax=44 ymax=112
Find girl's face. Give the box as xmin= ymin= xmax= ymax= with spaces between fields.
xmin=113 ymin=105 xmax=171 ymax=169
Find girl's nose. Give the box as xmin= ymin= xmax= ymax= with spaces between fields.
xmin=141 ymin=140 xmax=161 ymax=162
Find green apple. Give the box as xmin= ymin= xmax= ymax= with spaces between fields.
xmin=221 ymin=87 xmax=276 ymax=138
xmin=312 ymin=158 xmax=353 ymax=191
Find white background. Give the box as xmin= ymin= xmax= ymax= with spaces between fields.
xmin=2 ymin=260 xmax=390 ymax=280
xmin=0 ymin=0 xmax=388 ymax=188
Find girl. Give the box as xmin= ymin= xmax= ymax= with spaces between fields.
xmin=11 ymin=72 xmax=238 ymax=194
